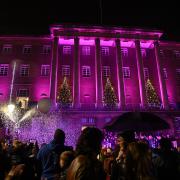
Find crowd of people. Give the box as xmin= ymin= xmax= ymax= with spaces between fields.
xmin=0 ymin=127 xmax=180 ymax=180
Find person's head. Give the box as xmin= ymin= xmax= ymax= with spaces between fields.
xmin=127 ymin=142 xmax=139 ymax=161
xmin=127 ymin=141 xmax=150 ymax=160
xmin=59 ymin=151 xmax=74 ymax=169
xmin=76 ymin=127 xmax=103 ymax=157
xmin=159 ymin=138 xmax=172 ymax=151
xmin=54 ymin=129 xmax=65 ymax=145
xmin=117 ymin=130 xmax=135 ymax=148
xmin=127 ymin=141 xmax=152 ymax=178
xmin=13 ymin=140 xmax=22 ymax=150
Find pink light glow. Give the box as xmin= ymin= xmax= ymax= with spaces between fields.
xmin=100 ymin=40 xmax=114 ymax=46
xmin=140 ymin=41 xmax=153 ymax=48
xmin=79 ymin=39 xmax=94 ymax=45
xmin=50 ymin=25 xmax=163 ymax=38
xmin=121 ymin=41 xmax=134 ymax=47
xmin=59 ymin=38 xmax=74 ymax=45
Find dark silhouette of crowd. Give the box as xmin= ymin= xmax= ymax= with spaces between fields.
xmin=0 ymin=128 xmax=179 ymax=180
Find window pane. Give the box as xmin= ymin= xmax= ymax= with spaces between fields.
xmin=41 ymin=65 xmax=50 ymax=76
xmin=62 ymin=65 xmax=70 ymax=76
xmin=63 ymin=46 xmax=71 ymax=54
xmin=101 ymin=47 xmax=109 ymax=56
xmin=0 ymin=64 xmax=9 ymax=76
xmin=20 ymin=65 xmax=30 ymax=76
xmin=82 ymin=46 xmax=90 ymax=55
xmin=17 ymin=89 xmax=29 ymax=97
xmin=103 ymin=66 xmax=110 ymax=78
xmin=123 ymin=67 xmax=130 ymax=78
xmin=82 ymin=66 xmax=91 ymax=77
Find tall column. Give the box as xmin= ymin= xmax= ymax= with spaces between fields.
xmin=50 ymin=36 xmax=59 ymax=105
xmin=73 ymin=37 xmax=80 ymax=108
xmin=95 ymin=38 xmax=103 ymax=108
xmin=154 ymin=41 xmax=169 ymax=109
xmin=115 ymin=39 xmax=125 ymax=109
xmin=135 ymin=40 xmax=147 ymax=108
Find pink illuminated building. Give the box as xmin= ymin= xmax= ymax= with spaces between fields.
xmin=0 ymin=24 xmax=180 ymax=136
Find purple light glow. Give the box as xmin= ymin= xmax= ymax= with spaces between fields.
xmin=15 ymin=111 xmax=82 ymax=147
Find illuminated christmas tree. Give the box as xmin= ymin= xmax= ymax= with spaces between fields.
xmin=103 ymin=78 xmax=117 ymax=108
xmin=145 ymin=79 xmax=160 ymax=106
xmin=57 ymin=77 xmax=72 ymax=107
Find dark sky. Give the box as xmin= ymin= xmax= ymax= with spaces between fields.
xmin=0 ymin=0 xmax=179 ymax=41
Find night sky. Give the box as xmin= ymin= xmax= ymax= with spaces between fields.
xmin=0 ymin=0 xmax=179 ymax=41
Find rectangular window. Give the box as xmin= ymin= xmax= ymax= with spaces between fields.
xmin=103 ymin=66 xmax=110 ymax=78
xmin=17 ymin=89 xmax=29 ymax=97
xmin=62 ymin=65 xmax=70 ymax=76
xmin=176 ymin=69 xmax=180 ymax=85
xmin=101 ymin=47 xmax=109 ymax=56
xmin=0 ymin=64 xmax=9 ymax=76
xmin=141 ymin=49 xmax=146 ymax=57
xmin=163 ymin=68 xmax=168 ymax=79
xmin=23 ymin=45 xmax=32 ymax=54
xmin=123 ymin=67 xmax=130 ymax=78
xmin=41 ymin=65 xmax=50 ymax=76
xmin=82 ymin=66 xmax=91 ymax=77
xmin=160 ymin=50 xmax=164 ymax=57
xmin=42 ymin=45 xmax=51 ymax=54
xmin=174 ymin=50 xmax=180 ymax=58
xmin=144 ymin=68 xmax=149 ymax=79
xmin=63 ymin=46 xmax=71 ymax=54
xmin=121 ymin=48 xmax=128 ymax=57
xmin=3 ymin=44 xmax=12 ymax=53
xmin=82 ymin=46 xmax=90 ymax=55
xmin=20 ymin=64 xmax=29 ymax=77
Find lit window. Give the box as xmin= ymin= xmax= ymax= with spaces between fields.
xmin=160 ymin=50 xmax=164 ymax=57
xmin=123 ymin=67 xmax=130 ymax=78
xmin=81 ymin=117 xmax=95 ymax=125
xmin=81 ymin=118 xmax=88 ymax=124
xmin=20 ymin=64 xmax=29 ymax=77
xmin=63 ymin=46 xmax=71 ymax=54
xmin=141 ymin=49 xmax=146 ymax=57
xmin=0 ymin=64 xmax=9 ymax=76
xmin=23 ymin=45 xmax=32 ymax=54
xmin=82 ymin=66 xmax=91 ymax=77
xmin=121 ymin=48 xmax=128 ymax=57
xmin=144 ymin=68 xmax=149 ymax=79
xmin=174 ymin=50 xmax=180 ymax=58
xmin=42 ymin=45 xmax=51 ymax=54
xmin=3 ymin=44 xmax=12 ymax=53
xmin=62 ymin=65 xmax=70 ymax=76
xmin=101 ymin=47 xmax=109 ymax=56
xmin=176 ymin=69 xmax=180 ymax=85
xmin=88 ymin=118 xmax=95 ymax=124
xmin=41 ymin=65 xmax=50 ymax=76
xmin=103 ymin=66 xmax=110 ymax=78
xmin=82 ymin=46 xmax=90 ymax=55
xmin=163 ymin=68 xmax=167 ymax=79
xmin=17 ymin=89 xmax=29 ymax=97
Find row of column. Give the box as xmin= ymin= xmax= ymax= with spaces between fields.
xmin=50 ymin=36 xmax=169 ymax=110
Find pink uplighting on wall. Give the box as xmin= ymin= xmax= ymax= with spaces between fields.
xmin=59 ymin=38 xmax=74 ymax=45
xmin=121 ymin=41 xmax=134 ymax=47
xmin=140 ymin=41 xmax=153 ymax=48
xmin=100 ymin=40 xmax=114 ymax=46
xmin=79 ymin=39 xmax=94 ymax=45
